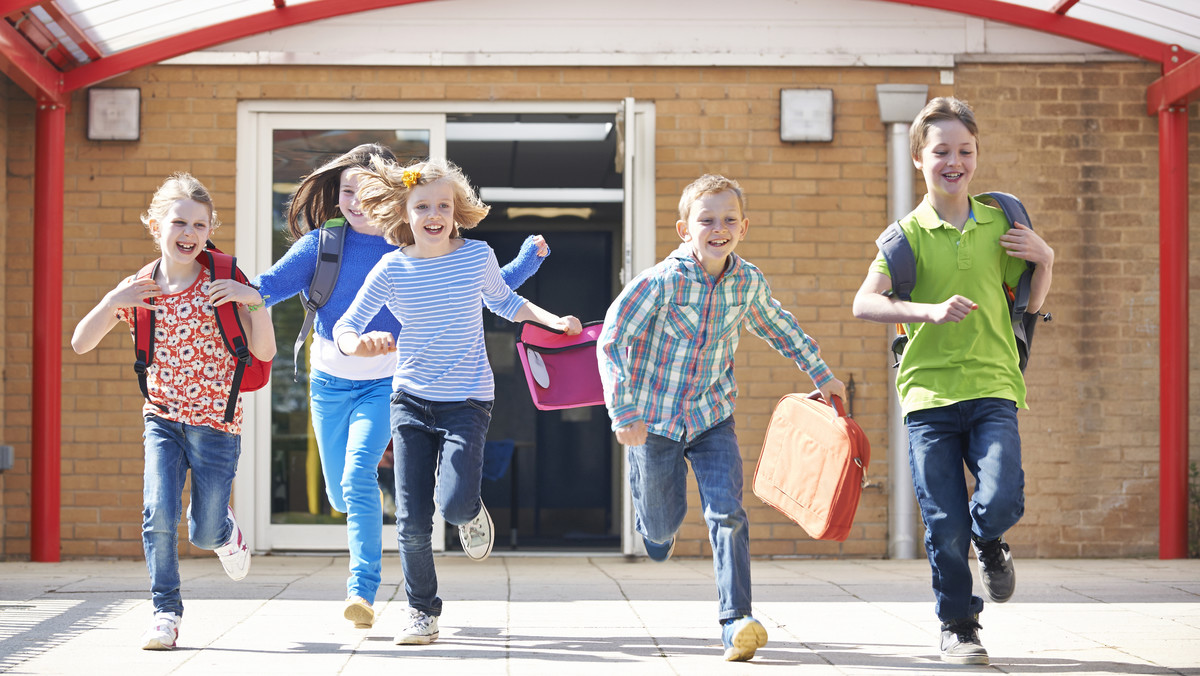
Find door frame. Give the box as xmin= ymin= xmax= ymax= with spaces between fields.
xmin=234 ymin=99 xmax=656 ymax=554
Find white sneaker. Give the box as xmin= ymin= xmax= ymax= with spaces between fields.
xmin=215 ymin=506 xmax=251 ymax=581
xmin=458 ymin=503 xmax=494 ymax=561
xmin=140 ymin=611 xmax=181 ymax=650
xmin=394 ymin=607 xmax=439 ymax=644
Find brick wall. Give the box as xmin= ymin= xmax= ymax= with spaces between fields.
xmin=2 ymin=62 xmax=1197 ymax=560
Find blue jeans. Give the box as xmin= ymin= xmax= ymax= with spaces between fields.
xmin=309 ymin=370 xmax=393 ymax=603
xmin=390 ymin=390 xmax=493 ymax=616
xmin=142 ymin=415 xmax=241 ymax=616
xmin=627 ymin=416 xmax=751 ymax=623
xmin=906 ymin=398 xmax=1024 ymax=622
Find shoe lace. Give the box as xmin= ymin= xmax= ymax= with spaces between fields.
xmin=463 ymin=520 xmax=485 ymax=545
xmin=407 ymin=609 xmax=433 ymax=632
xmin=949 ymin=619 xmax=981 ymax=643
xmin=976 ymin=539 xmax=1009 ymax=568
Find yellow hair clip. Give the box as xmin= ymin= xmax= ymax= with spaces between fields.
xmin=401 ymin=169 xmax=421 ymax=188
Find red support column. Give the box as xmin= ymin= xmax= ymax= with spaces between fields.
xmin=1158 ymin=103 xmax=1189 ymax=560
xmin=31 ymin=102 xmax=65 ymax=562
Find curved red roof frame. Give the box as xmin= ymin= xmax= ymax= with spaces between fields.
xmin=4 ymin=0 xmax=1194 ymax=561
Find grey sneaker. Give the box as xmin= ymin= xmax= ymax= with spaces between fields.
xmin=140 ymin=611 xmax=180 ymax=650
xmin=394 ymin=607 xmax=439 ymax=644
xmin=973 ymin=536 xmax=1015 ymax=603
xmin=939 ymin=618 xmax=989 ymax=665
xmin=458 ymin=503 xmax=494 ymax=561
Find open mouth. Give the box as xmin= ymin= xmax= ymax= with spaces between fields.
xmin=176 ymin=242 xmax=197 ymax=253
xmin=943 ymin=172 xmax=963 ymax=180
xmin=708 ymin=238 xmax=730 ymax=247
xmin=424 ymin=224 xmax=445 ymax=234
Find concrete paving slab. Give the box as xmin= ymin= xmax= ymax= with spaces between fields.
xmin=0 ymin=556 xmax=1196 ymax=675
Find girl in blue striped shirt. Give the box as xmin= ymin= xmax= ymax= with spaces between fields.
xmin=333 ymin=157 xmax=580 ymax=646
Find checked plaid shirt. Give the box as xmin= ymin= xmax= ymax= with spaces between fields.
xmin=598 ymin=243 xmax=833 ymax=443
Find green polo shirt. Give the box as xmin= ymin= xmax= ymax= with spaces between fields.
xmin=870 ymin=195 xmax=1029 ymax=416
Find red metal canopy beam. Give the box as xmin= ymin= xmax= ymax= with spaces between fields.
xmin=62 ymin=0 xmax=439 ymax=92
xmin=0 ymin=12 xmax=64 ymax=103
xmin=43 ymin=1 xmax=102 ymax=62
xmin=882 ymin=0 xmax=1174 ymax=63
xmin=1147 ymin=51 xmax=1200 ymax=113
xmin=0 ymin=1 xmax=40 ymax=16
xmin=1050 ymin=0 xmax=1080 ymax=15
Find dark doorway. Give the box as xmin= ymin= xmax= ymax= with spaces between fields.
xmin=449 ymin=112 xmax=623 ymax=551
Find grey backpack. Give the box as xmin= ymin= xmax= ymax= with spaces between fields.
xmin=293 ymin=217 xmax=347 ymax=380
xmin=875 ymin=192 xmax=1049 ymax=372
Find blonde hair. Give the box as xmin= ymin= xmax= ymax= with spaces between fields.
xmin=284 ymin=142 xmax=397 ymax=241
xmin=677 ymin=174 xmax=746 ymax=221
xmin=910 ymin=96 xmax=979 ymax=159
xmin=140 ymin=172 xmax=220 ymax=244
xmin=355 ymin=157 xmax=490 ymax=247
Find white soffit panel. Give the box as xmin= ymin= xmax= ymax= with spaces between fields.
xmin=163 ymin=0 xmax=1142 ymax=68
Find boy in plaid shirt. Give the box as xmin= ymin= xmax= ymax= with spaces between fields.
xmin=597 ymin=174 xmax=846 ymax=662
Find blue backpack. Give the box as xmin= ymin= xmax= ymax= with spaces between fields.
xmin=875 ymin=192 xmax=1050 ymax=372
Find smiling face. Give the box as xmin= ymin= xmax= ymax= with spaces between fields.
xmin=338 ymin=168 xmax=371 ymax=232
xmin=404 ymin=178 xmax=458 ymax=256
xmin=915 ymin=118 xmax=977 ymax=207
xmin=150 ymin=199 xmax=212 ymax=267
xmin=676 ymin=189 xmax=749 ymax=277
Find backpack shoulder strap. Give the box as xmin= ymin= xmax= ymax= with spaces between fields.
xmin=977 ymin=191 xmax=1035 ymax=319
xmin=132 ymin=260 xmax=169 ymax=413
xmin=293 ymin=218 xmax=348 ymax=380
xmin=202 ymin=246 xmax=254 ymax=423
xmin=875 ymin=221 xmax=915 ymax=302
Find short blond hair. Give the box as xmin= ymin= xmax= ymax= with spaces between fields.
xmin=677 ymin=174 xmax=746 ymax=221
xmin=355 ymin=156 xmax=490 ymax=247
xmin=910 ymin=96 xmax=979 ymax=159
xmin=140 ymin=172 xmax=220 ymax=240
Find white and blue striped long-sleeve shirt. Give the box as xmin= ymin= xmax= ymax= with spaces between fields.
xmin=332 ymin=239 xmax=527 ymax=401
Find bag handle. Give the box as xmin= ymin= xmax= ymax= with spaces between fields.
xmin=805 ymin=390 xmax=848 ymax=418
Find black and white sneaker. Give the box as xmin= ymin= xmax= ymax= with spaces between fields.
xmin=939 ymin=617 xmax=989 ymax=665
xmin=973 ymin=536 xmax=1015 ymax=603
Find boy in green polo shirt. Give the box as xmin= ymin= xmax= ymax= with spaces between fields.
xmin=852 ymin=97 xmax=1054 ymax=665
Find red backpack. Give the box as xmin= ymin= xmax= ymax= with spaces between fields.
xmin=133 ymin=242 xmax=272 ymax=423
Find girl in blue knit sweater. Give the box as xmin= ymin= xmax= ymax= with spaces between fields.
xmin=210 ymin=144 xmax=548 ymax=630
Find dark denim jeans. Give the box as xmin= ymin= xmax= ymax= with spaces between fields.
xmin=627 ymin=416 xmax=751 ymax=623
xmin=142 ymin=415 xmax=241 ymax=616
xmin=390 ymin=390 xmax=493 ymax=617
xmin=906 ymin=397 xmax=1024 ymax=622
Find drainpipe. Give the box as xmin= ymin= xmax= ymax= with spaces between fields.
xmin=875 ymin=85 xmax=928 ymax=560
xmin=32 ymin=101 xmax=65 ymax=562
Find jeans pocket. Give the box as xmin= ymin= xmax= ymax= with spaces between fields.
xmin=464 ymin=398 xmax=493 ymax=417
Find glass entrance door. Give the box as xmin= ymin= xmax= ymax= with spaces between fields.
xmin=239 ymin=112 xmax=445 ymax=551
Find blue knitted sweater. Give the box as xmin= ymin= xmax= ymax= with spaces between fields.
xmin=253 ymin=226 xmax=546 ymax=341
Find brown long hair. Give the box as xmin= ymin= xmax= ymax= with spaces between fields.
xmin=284 ymin=142 xmax=397 ymax=240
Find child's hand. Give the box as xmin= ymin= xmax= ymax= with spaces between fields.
xmin=928 ymin=295 xmax=977 ymax=324
xmin=108 ymin=276 xmax=161 ymax=311
xmin=1000 ymin=222 xmax=1055 ymax=268
xmin=530 ymin=235 xmax=550 ymax=257
xmin=554 ymin=315 xmax=582 ymax=335
xmin=208 ymin=279 xmax=263 ymax=308
xmin=615 ymin=420 xmax=648 ymax=447
xmin=818 ymin=378 xmax=847 ymax=409
xmin=347 ymin=331 xmax=395 ymax=357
